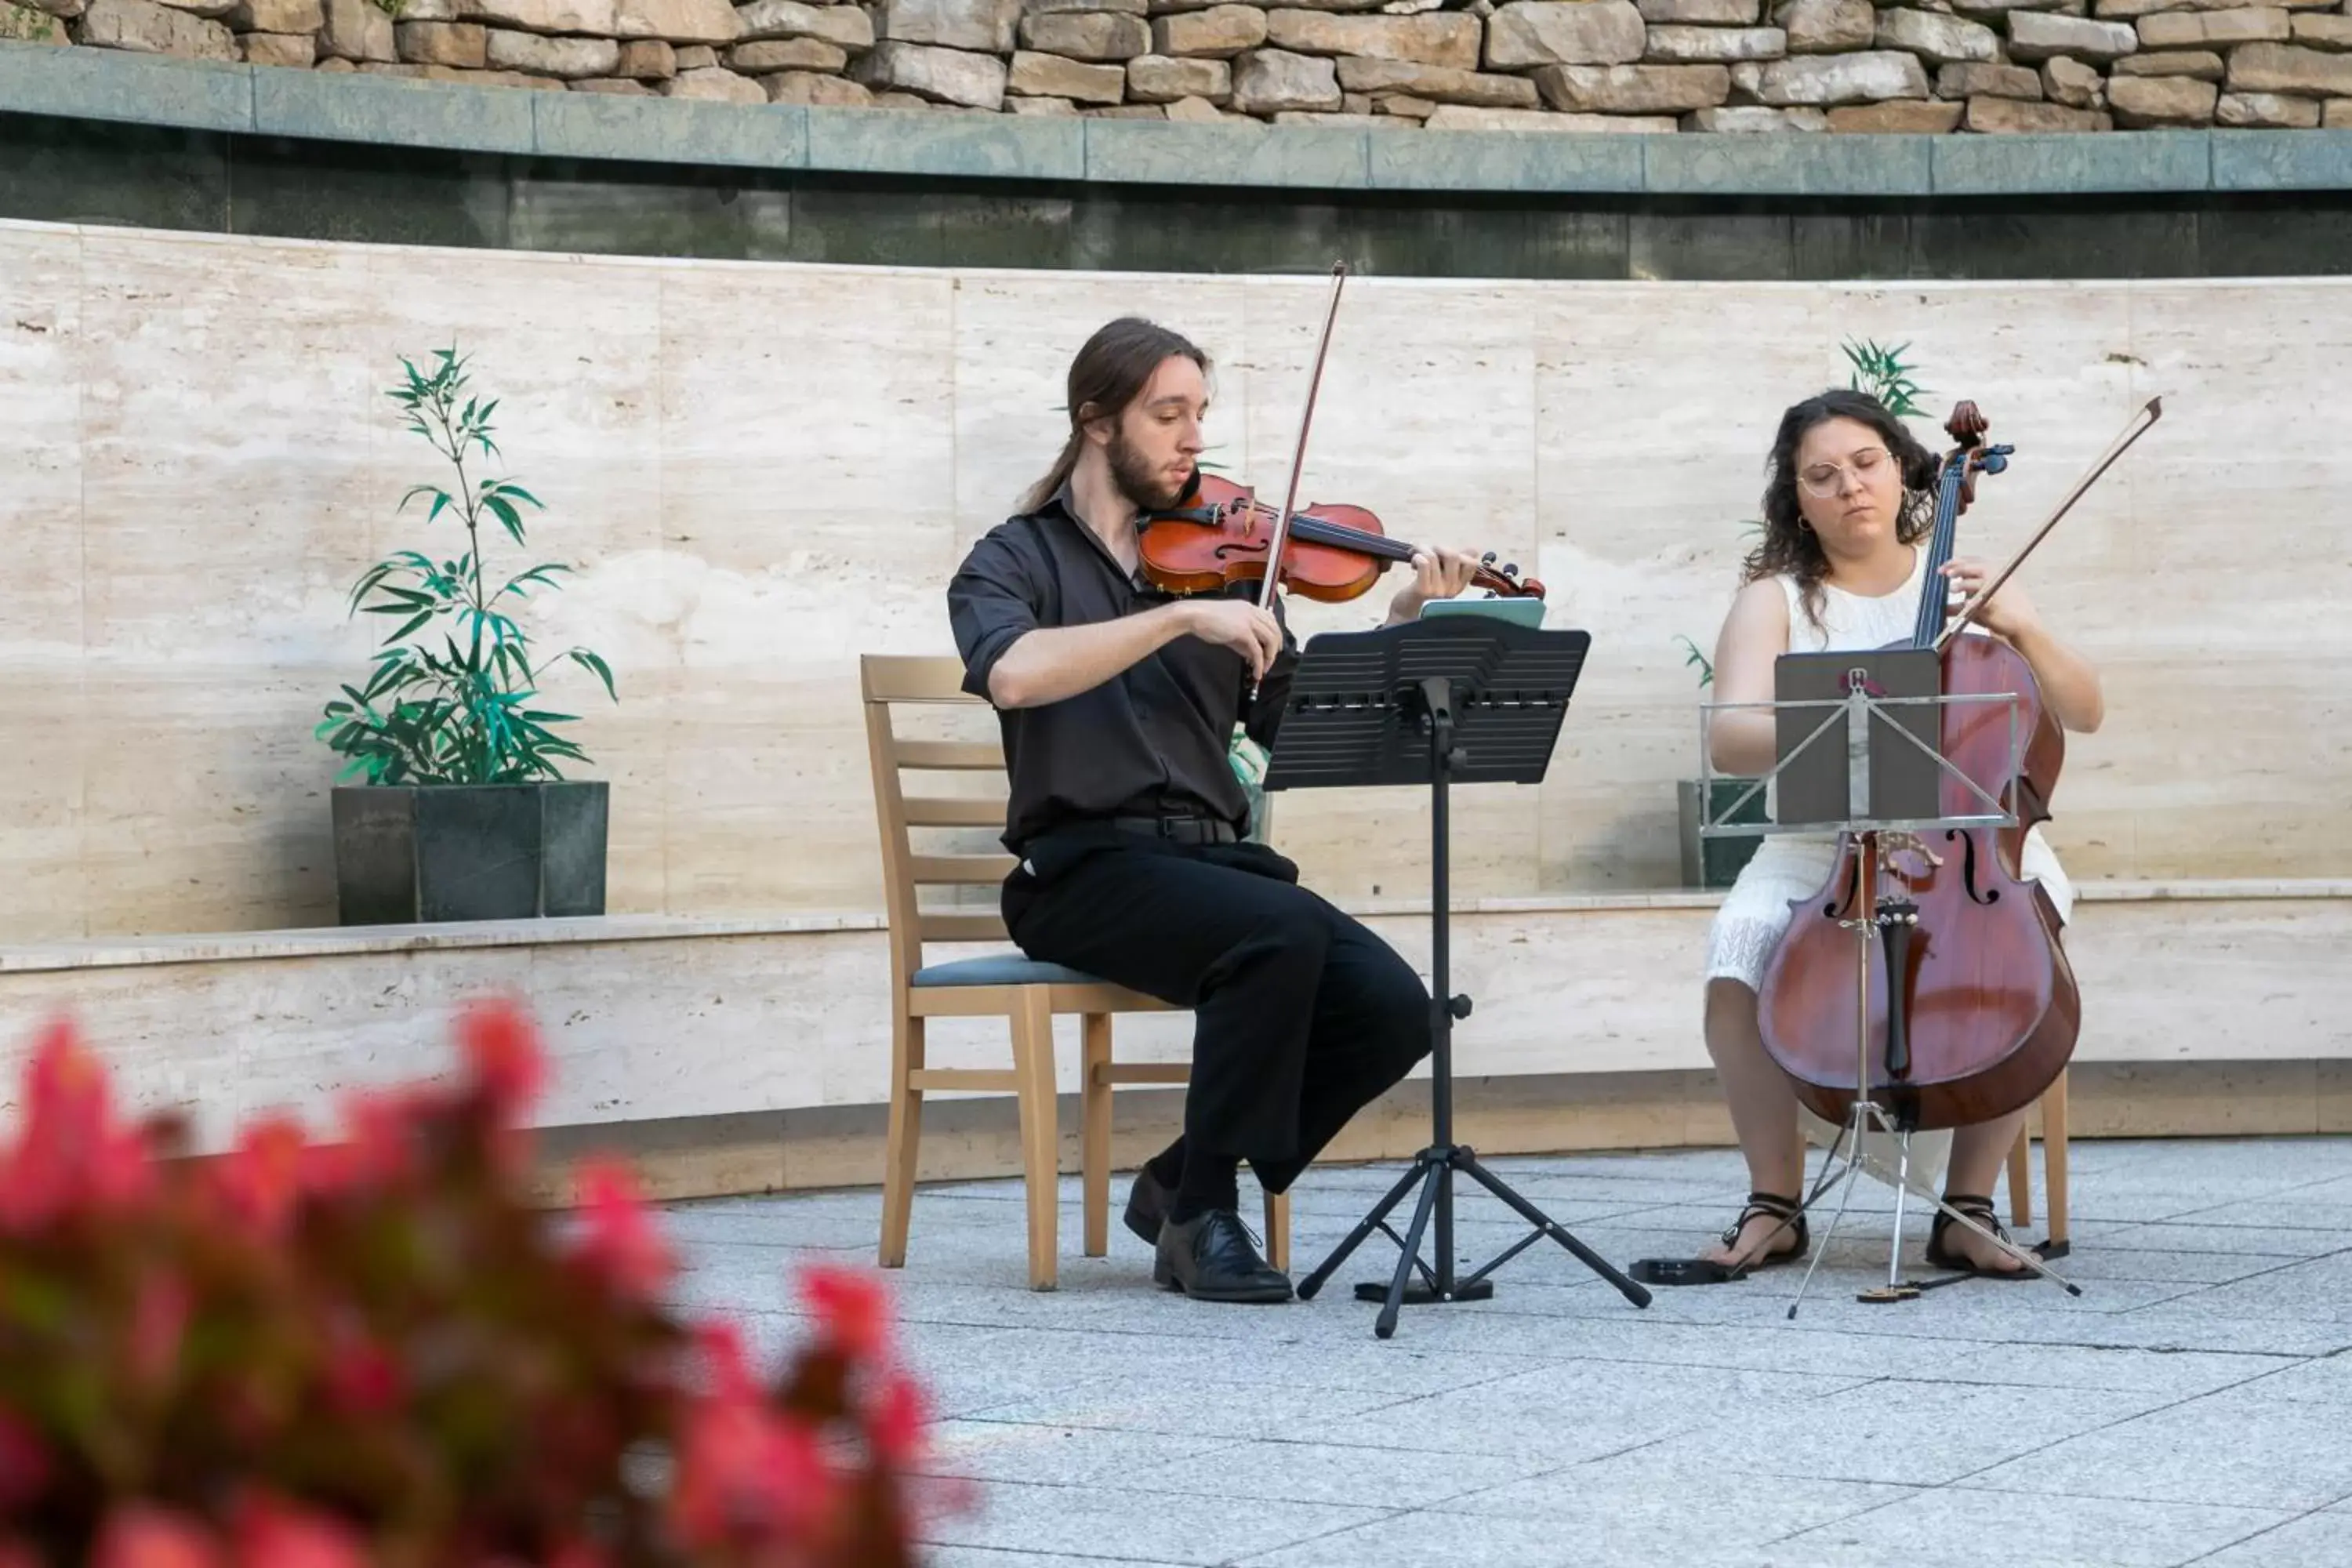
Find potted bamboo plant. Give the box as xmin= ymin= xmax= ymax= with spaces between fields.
xmin=317 ymin=348 xmax=618 ymax=925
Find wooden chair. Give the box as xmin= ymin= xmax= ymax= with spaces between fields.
xmin=860 ymin=654 xmax=1290 ymax=1290
xmin=2006 ymin=1068 xmax=2071 ymax=1252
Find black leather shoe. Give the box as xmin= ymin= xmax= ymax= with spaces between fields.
xmin=1153 ymin=1210 xmax=1293 ymax=1304
xmin=1124 ymin=1165 xmax=1172 ymax=1247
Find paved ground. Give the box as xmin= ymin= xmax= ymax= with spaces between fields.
xmin=661 ymin=1137 xmax=2352 ymax=1568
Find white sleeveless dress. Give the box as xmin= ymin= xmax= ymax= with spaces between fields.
xmin=1702 ymin=547 xmax=2074 ymax=1182
xmin=1704 ymin=545 xmax=2074 ymax=993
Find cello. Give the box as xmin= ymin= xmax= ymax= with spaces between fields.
xmin=1755 ymin=396 xmax=2161 ymax=1134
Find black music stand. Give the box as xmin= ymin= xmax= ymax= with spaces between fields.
xmin=1265 ymin=612 xmax=1653 ymax=1338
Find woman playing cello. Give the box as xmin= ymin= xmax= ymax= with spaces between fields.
xmin=1697 ymin=388 xmax=2107 ymax=1279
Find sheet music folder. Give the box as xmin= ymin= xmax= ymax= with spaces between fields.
xmin=1262 ymin=614 xmax=1589 ymax=793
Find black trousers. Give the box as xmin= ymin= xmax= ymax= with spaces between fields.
xmin=1002 ymin=826 xmax=1432 ymax=1194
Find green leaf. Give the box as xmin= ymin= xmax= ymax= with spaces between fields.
xmin=382 ymin=609 xmax=434 ymax=644
xmin=569 ymin=649 xmax=617 ymax=702
xmin=347 ymin=564 xmax=400 ymax=612
xmin=496 ymin=563 xmax=571 ymax=602
xmin=398 ymin=485 xmax=453 ymax=524
xmin=1674 ymin=633 xmax=1715 ymax=688
xmin=483 ymin=493 xmax=524 ymax=546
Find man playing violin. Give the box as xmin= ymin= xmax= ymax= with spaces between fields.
xmin=946 ymin=316 xmax=1486 ymax=1304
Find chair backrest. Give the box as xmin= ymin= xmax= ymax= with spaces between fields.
xmin=860 ymin=655 xmax=1019 ymax=989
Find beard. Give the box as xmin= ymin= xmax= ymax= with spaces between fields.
xmin=1107 ymin=428 xmax=1189 ymax=513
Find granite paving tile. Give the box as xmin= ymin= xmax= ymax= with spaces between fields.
xmin=913 ymin=1420 xmax=1240 ymax=1487
xmin=2169 ymin=1196 xmax=2352 ymax=1232
xmin=2195 ymin=1513 xmax=2352 ymax=1566
xmin=1103 ymin=1437 xmax=1559 ymax=1510
xmin=1960 ymin=1382 xmax=2352 ymax=1512
xmin=2132 ymin=1251 xmax=2352 ymax=1323
xmin=2024 ymin=1245 xmax=2308 ymax=1285
xmin=924 ymin=1551 xmax=1189 ymax=1568
xmin=1425 ymin=1445 xmax=1917 ymax=1536
xmin=1932 ymin=1341 xmax=2301 ymax=1399
xmin=2231 ymin=1354 xmax=2352 ymax=1403
xmin=913 ymin=1479 xmax=1385 ymax=1564
xmin=2084 ymin=1220 xmax=2352 ymax=1258
xmin=1233 ymin=1510 xmax=1798 ymax=1568
xmin=1628 ymin=1377 xmax=2173 ymax=1489
xmin=1307 ymin=1356 xmax=1863 ymax=1461
xmin=1487 ymin=1315 xmax=1977 ymax=1381
xmin=961 ymin=1374 xmax=1415 ymax=1442
xmin=1776 ymin=1490 xmax=2289 ymax=1568
xmin=2056 ymin=1305 xmax=2352 ymax=1357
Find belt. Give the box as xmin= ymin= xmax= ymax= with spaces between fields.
xmin=1109 ymin=815 xmax=1239 ymax=845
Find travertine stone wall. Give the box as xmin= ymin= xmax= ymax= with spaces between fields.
xmin=7 ymin=218 xmax=2350 ymax=941
xmin=10 ymin=0 xmax=2352 ymax=131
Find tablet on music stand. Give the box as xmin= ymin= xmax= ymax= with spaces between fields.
xmin=1771 ymin=648 xmax=1944 ymax=827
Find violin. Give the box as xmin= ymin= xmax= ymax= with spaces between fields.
xmin=1134 ymin=261 xmax=1542 ymax=618
xmin=1139 ymin=472 xmax=1544 ymax=604
xmin=1755 ymin=396 xmax=2161 ymax=1134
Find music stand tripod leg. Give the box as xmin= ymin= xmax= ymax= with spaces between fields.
xmin=1454 ymin=1152 xmax=1650 ymax=1302
xmin=1294 ymin=666 xmax=1652 ymax=1331
xmin=1784 ymin=1107 xmax=1871 ymax=1319
xmin=1293 ymin=1158 xmax=1431 ymax=1301
xmin=1372 ymin=1160 xmax=1446 ymax=1340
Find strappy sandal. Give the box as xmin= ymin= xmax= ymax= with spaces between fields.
xmin=1719 ymin=1190 xmax=1809 ymax=1275
xmin=1925 ymin=1194 xmax=2034 ymax=1281
xmin=1628 ymin=1190 xmax=1810 ymax=1286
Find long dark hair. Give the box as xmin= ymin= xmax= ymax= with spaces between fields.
xmin=1741 ymin=387 xmax=1940 ymax=630
xmin=1021 ymin=317 xmax=1211 ymax=514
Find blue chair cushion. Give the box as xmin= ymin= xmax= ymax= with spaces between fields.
xmin=911 ymin=953 xmax=1111 ymax=989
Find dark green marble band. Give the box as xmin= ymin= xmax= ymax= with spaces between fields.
xmin=11 ymin=40 xmax=2352 ymax=197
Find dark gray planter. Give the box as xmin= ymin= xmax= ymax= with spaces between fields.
xmin=331 ymin=782 xmax=608 ymax=925
xmin=1677 ymin=776 xmax=1767 ymax=891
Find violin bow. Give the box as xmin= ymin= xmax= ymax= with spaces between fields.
xmin=1256 ymin=260 xmax=1349 ymax=614
xmin=1935 ymin=394 xmax=2163 ymax=652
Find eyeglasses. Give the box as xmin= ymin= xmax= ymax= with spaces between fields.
xmin=1797 ymin=445 xmax=1889 ymax=498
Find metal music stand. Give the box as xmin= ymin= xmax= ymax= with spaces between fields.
xmin=1266 ymin=612 xmax=1653 ymax=1339
xmin=1699 ymin=650 xmax=2083 ymax=1317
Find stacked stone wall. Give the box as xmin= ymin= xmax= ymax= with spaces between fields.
xmin=8 ymin=0 xmax=2352 ymax=130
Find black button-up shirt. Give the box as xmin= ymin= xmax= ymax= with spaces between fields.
xmin=948 ymin=485 xmax=1298 ymax=854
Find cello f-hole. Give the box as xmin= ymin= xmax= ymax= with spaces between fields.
xmin=1950 ymin=829 xmax=1998 ymax=907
